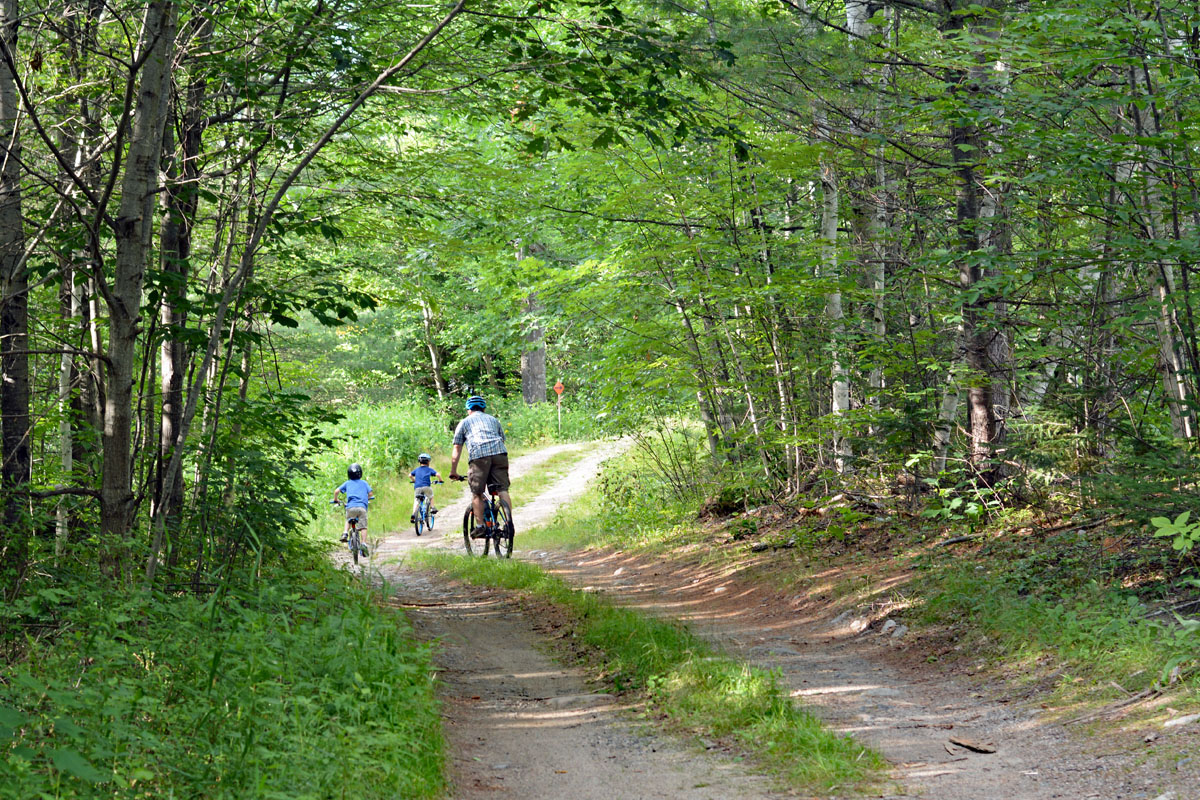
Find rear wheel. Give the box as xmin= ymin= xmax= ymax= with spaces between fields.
xmin=350 ymin=530 xmax=360 ymax=565
xmin=494 ymin=499 xmax=513 ymax=559
xmin=414 ymin=501 xmax=423 ymax=536
xmin=462 ymin=508 xmax=478 ymax=556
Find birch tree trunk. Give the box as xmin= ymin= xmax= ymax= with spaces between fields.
xmin=1123 ymin=50 xmax=1195 ymax=439
xmin=820 ymin=157 xmax=851 ymax=473
xmin=419 ymin=294 xmax=447 ymax=399
xmin=56 ymin=270 xmax=80 ymax=557
xmin=100 ymin=0 xmax=177 ymax=557
xmin=156 ymin=17 xmax=210 ymax=547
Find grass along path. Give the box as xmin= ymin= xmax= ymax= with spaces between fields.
xmin=412 ymin=550 xmax=881 ymax=792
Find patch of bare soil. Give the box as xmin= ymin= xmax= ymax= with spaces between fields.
xmin=537 ymin=544 xmax=1199 ymax=799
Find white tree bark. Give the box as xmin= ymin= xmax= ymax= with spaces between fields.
xmin=100 ymin=0 xmax=177 ymax=551
xmin=820 ymin=157 xmax=851 ymax=473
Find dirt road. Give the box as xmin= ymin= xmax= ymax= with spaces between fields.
xmin=369 ymin=443 xmax=1193 ymax=799
xmin=373 ymin=443 xmax=785 ymax=799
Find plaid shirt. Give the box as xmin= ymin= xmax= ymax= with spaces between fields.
xmin=453 ymin=412 xmax=507 ymax=461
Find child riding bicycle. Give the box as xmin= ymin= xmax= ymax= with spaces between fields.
xmin=409 ymin=453 xmax=441 ymax=523
xmin=332 ymin=462 xmax=374 ymax=542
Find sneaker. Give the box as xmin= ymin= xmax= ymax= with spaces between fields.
xmin=410 ymin=514 xmax=416 ymax=523
xmin=470 ymin=526 xmax=489 ymax=539
xmin=340 ymin=532 xmax=348 ymax=542
xmin=360 ymin=546 xmax=369 ymax=557
xmin=430 ymin=507 xmax=438 ymax=515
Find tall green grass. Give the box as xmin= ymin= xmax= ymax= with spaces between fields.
xmin=0 ymin=549 xmax=443 ymax=799
xmin=919 ymin=561 xmax=1200 ymax=701
xmin=413 ymin=551 xmax=880 ymax=791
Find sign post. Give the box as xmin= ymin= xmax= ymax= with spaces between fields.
xmin=553 ymin=380 xmax=564 ymax=436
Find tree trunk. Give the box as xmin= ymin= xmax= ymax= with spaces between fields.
xmin=0 ymin=0 xmax=29 ymax=596
xmin=419 ymin=294 xmax=447 ymax=399
xmin=156 ymin=20 xmax=209 ymax=549
xmin=942 ymin=0 xmax=1005 ymax=473
xmin=820 ymin=157 xmax=852 ymax=473
xmin=100 ymin=0 xmax=177 ymax=560
xmin=520 ymin=292 xmax=547 ymax=404
xmin=482 ymin=352 xmax=501 ymax=396
xmin=56 ymin=268 xmax=79 ymax=558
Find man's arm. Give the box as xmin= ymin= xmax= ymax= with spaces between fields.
xmin=450 ymin=443 xmax=464 ymax=477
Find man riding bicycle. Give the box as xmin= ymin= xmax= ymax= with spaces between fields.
xmin=449 ymin=395 xmax=512 ymax=539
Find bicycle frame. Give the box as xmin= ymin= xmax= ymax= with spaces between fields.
xmin=462 ymin=484 xmax=512 ymax=558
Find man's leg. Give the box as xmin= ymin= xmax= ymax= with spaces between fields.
xmin=489 ymin=454 xmax=512 ymax=526
xmin=467 ymin=458 xmax=489 ymax=534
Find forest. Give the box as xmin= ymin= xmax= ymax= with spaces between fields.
xmin=3 ymin=0 xmax=1200 ymax=796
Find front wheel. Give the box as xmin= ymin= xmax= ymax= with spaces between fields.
xmin=414 ymin=502 xmax=423 ymax=537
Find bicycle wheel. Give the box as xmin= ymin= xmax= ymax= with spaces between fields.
xmin=462 ymin=508 xmax=478 ymax=556
xmin=427 ymin=504 xmax=436 ymax=530
xmin=414 ymin=500 xmax=423 ymax=536
xmin=350 ymin=530 xmax=360 ymax=565
xmin=493 ymin=499 xmax=513 ymax=558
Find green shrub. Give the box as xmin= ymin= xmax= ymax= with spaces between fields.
xmin=0 ymin=551 xmax=443 ymax=800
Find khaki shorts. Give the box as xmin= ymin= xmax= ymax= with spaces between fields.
xmin=467 ymin=453 xmax=509 ymax=496
xmin=345 ymin=506 xmax=368 ymax=528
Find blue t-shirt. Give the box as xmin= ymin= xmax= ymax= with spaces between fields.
xmin=410 ymin=465 xmax=439 ymax=489
xmin=336 ymin=479 xmax=372 ymax=509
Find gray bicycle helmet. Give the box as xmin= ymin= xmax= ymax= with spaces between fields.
xmin=347 ymin=463 xmax=363 ymax=480
xmin=418 ymin=453 xmax=431 ymax=463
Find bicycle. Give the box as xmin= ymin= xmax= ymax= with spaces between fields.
xmin=451 ymin=478 xmax=513 ymax=558
xmin=331 ymin=500 xmax=369 ymax=565
xmin=413 ymin=480 xmax=443 ymax=537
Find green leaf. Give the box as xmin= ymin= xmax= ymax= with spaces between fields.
xmin=49 ymin=748 xmax=108 ymax=783
xmin=1175 ymin=511 xmax=1191 ymax=527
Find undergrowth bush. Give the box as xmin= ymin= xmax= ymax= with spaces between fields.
xmin=0 ymin=547 xmax=443 ymax=800
xmin=919 ymin=558 xmax=1199 ymax=692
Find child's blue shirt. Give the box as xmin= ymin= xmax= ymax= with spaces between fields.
xmin=336 ymin=479 xmax=372 ymax=508
xmin=410 ymin=465 xmax=439 ymax=489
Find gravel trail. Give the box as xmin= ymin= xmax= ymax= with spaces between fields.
xmin=362 ymin=442 xmax=1195 ymax=799
xmin=371 ymin=442 xmax=785 ymax=800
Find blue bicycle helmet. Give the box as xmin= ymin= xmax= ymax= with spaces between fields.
xmin=465 ymin=395 xmax=486 ymax=411
xmin=418 ymin=453 xmax=431 ymax=463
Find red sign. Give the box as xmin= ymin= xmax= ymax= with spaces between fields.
xmin=553 ymin=381 xmax=564 ymax=395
